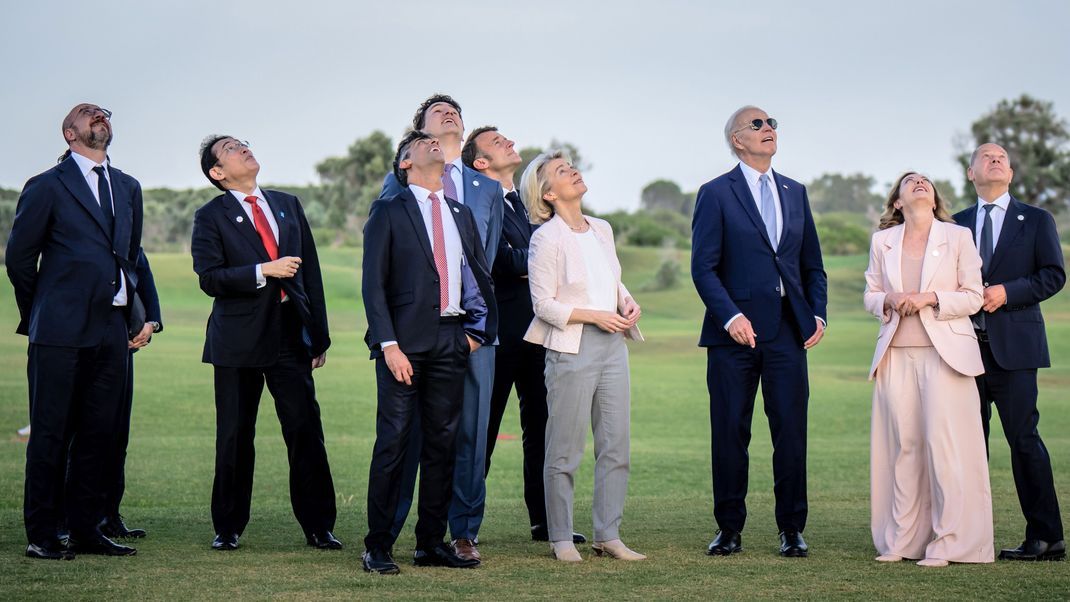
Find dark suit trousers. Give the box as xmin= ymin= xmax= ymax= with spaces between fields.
xmin=977 ymin=340 xmax=1063 ymax=541
xmin=101 ymin=352 xmax=136 ymax=517
xmin=486 ymin=339 xmax=549 ymax=528
xmin=211 ymin=304 xmax=336 ymax=537
xmin=24 ymin=308 xmax=129 ymax=543
xmin=365 ymin=320 xmax=468 ymax=551
xmin=706 ymin=304 xmax=809 ymax=534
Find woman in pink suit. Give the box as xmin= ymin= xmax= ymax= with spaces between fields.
xmin=864 ymin=172 xmax=994 ymax=567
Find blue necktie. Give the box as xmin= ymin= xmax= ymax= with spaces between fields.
xmin=759 ymin=174 xmax=778 ymax=249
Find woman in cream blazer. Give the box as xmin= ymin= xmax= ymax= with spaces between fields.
xmin=520 ymin=150 xmax=643 ymax=563
xmin=864 ymin=172 xmax=994 ymax=567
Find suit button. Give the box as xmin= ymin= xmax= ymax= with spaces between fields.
xmin=775 ymin=286 xmax=781 ymax=293
xmin=110 ymin=280 xmax=116 ymax=286
xmin=984 ymin=282 xmax=989 ymax=287
xmin=433 ymin=305 xmax=440 ymax=311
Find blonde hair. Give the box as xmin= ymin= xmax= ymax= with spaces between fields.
xmin=878 ymin=171 xmax=954 ymax=230
xmin=519 ymin=149 xmax=572 ymax=225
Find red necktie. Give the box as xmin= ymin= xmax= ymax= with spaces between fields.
xmin=244 ymin=196 xmax=284 ymax=300
xmin=429 ymin=192 xmax=449 ymax=313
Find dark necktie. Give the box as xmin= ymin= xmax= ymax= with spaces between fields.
xmin=92 ymin=165 xmax=115 ymax=236
xmin=505 ymin=190 xmax=527 ymax=222
xmin=974 ymin=204 xmax=997 ymax=331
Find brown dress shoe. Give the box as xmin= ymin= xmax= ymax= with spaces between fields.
xmin=452 ymin=538 xmax=481 ymax=562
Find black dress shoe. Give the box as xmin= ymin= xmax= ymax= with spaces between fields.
xmin=211 ymin=533 xmax=240 ymax=551
xmin=306 ymin=531 xmax=343 ymax=550
xmin=999 ymin=539 xmax=1065 ymax=561
xmin=413 ymin=542 xmax=480 ymax=568
xmin=779 ymin=531 xmax=809 ymax=558
xmin=362 ymin=548 xmax=400 ymax=574
xmin=706 ymin=529 xmax=742 ymax=556
xmin=26 ymin=541 xmax=74 ymax=560
xmin=68 ymin=534 xmax=136 ymax=556
xmin=99 ymin=515 xmax=147 ymax=539
xmin=531 ymin=524 xmax=588 ymax=544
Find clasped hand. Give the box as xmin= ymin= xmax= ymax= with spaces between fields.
xmin=884 ymin=292 xmax=937 ymax=317
xmin=590 ymin=298 xmax=641 ymax=334
xmin=262 ymin=256 xmax=302 ymax=278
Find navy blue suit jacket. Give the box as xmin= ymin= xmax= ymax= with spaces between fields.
xmin=493 ymin=192 xmax=538 ymax=346
xmin=6 ymin=155 xmax=144 ymax=347
xmin=362 ymin=187 xmax=495 ymax=359
xmin=691 ymin=165 xmax=827 ymax=347
xmin=953 ymin=197 xmax=1065 ymax=370
xmin=191 ymin=190 xmax=330 ymax=367
xmin=380 ymin=166 xmax=503 ymax=267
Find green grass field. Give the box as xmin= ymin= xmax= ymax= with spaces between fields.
xmin=0 ymin=246 xmax=1067 ymax=600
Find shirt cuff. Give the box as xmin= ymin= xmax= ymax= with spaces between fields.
xmin=724 ymin=313 xmax=744 ymax=330
xmin=381 ymin=341 xmax=398 ymax=349
xmin=816 ymin=316 xmax=826 ymax=328
xmin=255 ymin=264 xmax=266 ymax=289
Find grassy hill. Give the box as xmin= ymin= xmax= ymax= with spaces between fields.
xmin=0 ymin=245 xmax=1067 ymax=599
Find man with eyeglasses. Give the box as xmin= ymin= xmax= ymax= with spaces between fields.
xmin=191 ymin=135 xmax=340 ymax=553
xmin=691 ymin=105 xmax=827 ymax=558
xmin=7 ymin=103 xmax=147 ymax=559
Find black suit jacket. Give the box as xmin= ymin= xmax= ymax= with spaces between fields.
xmin=493 ymin=192 xmax=537 ymax=345
xmin=953 ymin=196 xmax=1065 ymax=369
xmin=362 ymin=187 xmax=496 ymax=359
xmin=191 ymin=190 xmax=330 ymax=367
xmin=6 ymin=156 xmax=143 ymax=347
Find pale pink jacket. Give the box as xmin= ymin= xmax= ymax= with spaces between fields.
xmin=524 ymin=215 xmax=643 ymax=354
xmin=863 ymin=220 xmax=984 ymax=379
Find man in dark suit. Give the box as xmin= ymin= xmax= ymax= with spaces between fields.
xmin=361 ymin=130 xmax=496 ymax=574
xmin=691 ymin=105 xmax=827 ymax=558
xmin=6 ymin=103 xmax=145 ymax=559
xmin=953 ymin=143 xmax=1065 ymax=561
xmin=379 ymin=95 xmax=503 ymax=562
xmin=461 ymin=126 xmax=586 ymax=544
xmin=191 ymin=135 xmax=340 ymax=552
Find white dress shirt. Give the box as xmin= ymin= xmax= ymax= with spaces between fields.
xmin=70 ymin=151 xmax=127 ymax=306
xmin=974 ymin=192 xmax=1011 ymax=256
xmin=229 ymin=187 xmax=280 ymax=289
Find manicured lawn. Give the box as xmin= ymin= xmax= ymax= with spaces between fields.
xmin=0 ymin=247 xmax=1066 ymax=599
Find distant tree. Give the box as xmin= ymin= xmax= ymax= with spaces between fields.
xmin=641 ymin=179 xmax=691 ymax=216
xmin=807 ymin=173 xmax=884 ymax=215
xmin=955 ymin=94 xmax=1070 ymax=213
xmin=315 ymin=131 xmax=395 ymax=235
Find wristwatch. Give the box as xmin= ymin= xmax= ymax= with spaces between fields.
xmin=148 ymin=321 xmax=161 ymax=333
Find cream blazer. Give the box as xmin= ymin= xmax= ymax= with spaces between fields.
xmin=863 ymin=220 xmax=984 ymax=379
xmin=524 ymin=215 xmax=643 ymax=354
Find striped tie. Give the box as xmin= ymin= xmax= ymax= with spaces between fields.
xmin=429 ymin=192 xmax=449 ymax=313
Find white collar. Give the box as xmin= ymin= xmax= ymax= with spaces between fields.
xmin=408 ymin=184 xmax=445 ymax=204
xmin=738 ymin=160 xmax=773 ymax=187
xmin=976 ymin=192 xmax=1010 ymax=212
xmin=229 ymin=186 xmax=265 ymax=203
xmin=70 ymin=151 xmax=108 ymax=177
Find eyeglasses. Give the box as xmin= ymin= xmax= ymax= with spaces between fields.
xmin=220 ymin=140 xmax=250 ymax=156
xmin=735 ymin=118 xmax=777 ymax=132
xmin=79 ymin=106 xmax=113 ymax=120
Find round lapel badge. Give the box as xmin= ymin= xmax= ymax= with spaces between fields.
xmin=236 ymin=216 xmax=244 ymax=223
xmin=1017 ymin=214 xmax=1024 ymax=221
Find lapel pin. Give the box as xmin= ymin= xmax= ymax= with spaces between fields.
xmin=782 ymin=184 xmax=788 ymax=190
xmin=236 ymin=216 xmax=244 ymax=223
xmin=1017 ymin=214 xmax=1024 ymax=221
xmin=279 ymin=211 xmax=286 ymax=218
xmin=453 ymin=206 xmax=460 ymax=213
xmin=473 ymin=180 xmax=480 ymax=187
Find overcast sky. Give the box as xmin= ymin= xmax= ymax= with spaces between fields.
xmin=3 ymin=0 xmax=1068 ymax=212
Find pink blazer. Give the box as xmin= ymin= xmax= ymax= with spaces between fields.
xmin=863 ymin=220 xmax=984 ymax=379
xmin=524 ymin=215 xmax=643 ymax=354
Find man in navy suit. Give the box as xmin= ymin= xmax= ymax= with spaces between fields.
xmin=191 ymin=135 xmax=340 ymax=553
xmin=691 ymin=105 xmax=827 ymax=558
xmin=380 ymin=95 xmax=503 ymax=562
xmin=361 ymin=130 xmax=495 ymax=573
xmin=6 ymin=103 xmax=144 ymax=559
xmin=462 ymin=126 xmax=587 ymax=544
xmin=953 ymin=143 xmax=1065 ymax=561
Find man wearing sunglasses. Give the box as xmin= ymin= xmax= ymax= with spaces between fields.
xmin=191 ymin=135 xmax=340 ymax=553
xmin=7 ymin=103 xmax=146 ymax=559
xmin=691 ymin=105 xmax=828 ymax=559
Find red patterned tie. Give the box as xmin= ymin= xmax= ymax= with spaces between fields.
xmin=243 ymin=196 xmax=284 ymax=300
xmin=429 ymin=192 xmax=449 ymax=313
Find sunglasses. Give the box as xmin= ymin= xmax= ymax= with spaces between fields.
xmin=736 ymin=118 xmax=777 ymax=132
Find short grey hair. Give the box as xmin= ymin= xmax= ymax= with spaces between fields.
xmin=724 ymin=105 xmax=763 ymax=158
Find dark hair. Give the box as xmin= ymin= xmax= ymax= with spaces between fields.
xmin=393 ymin=130 xmax=433 ymax=187
xmin=412 ymin=94 xmax=462 ymax=131
xmin=199 ymin=134 xmax=232 ymax=191
xmin=878 ymin=171 xmax=954 ymax=230
xmin=461 ymin=125 xmax=498 ymax=170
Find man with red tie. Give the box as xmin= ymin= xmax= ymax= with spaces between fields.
xmin=191 ymin=135 xmax=340 ymax=552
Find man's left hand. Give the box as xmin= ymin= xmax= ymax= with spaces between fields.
xmin=129 ymin=323 xmax=154 ymax=349
xmin=803 ymin=318 xmax=825 ymax=350
xmin=312 ymin=352 xmax=327 ymax=369
xmin=982 ymin=284 xmax=1007 ymax=313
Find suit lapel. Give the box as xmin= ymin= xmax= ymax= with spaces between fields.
xmin=502 ymin=197 xmax=530 ymax=245
xmin=883 ymin=226 xmax=905 ymax=293
xmin=920 ymin=221 xmax=949 ymax=291
xmin=108 ymin=167 xmax=131 ymax=253
xmin=222 ymin=194 xmax=271 ymax=262
xmin=987 ymin=196 xmax=1025 ymax=275
xmin=448 ymin=197 xmax=477 ymax=260
xmin=461 ymin=165 xmax=481 ymax=206
xmin=261 ymin=190 xmax=289 ymax=254
xmin=728 ymin=166 xmax=775 ymax=251
xmin=960 ymin=204 xmax=978 ymax=240
xmin=57 ymin=158 xmax=111 ymax=238
xmin=399 ymin=189 xmax=437 ymax=271
xmin=771 ymin=170 xmax=792 ymax=246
